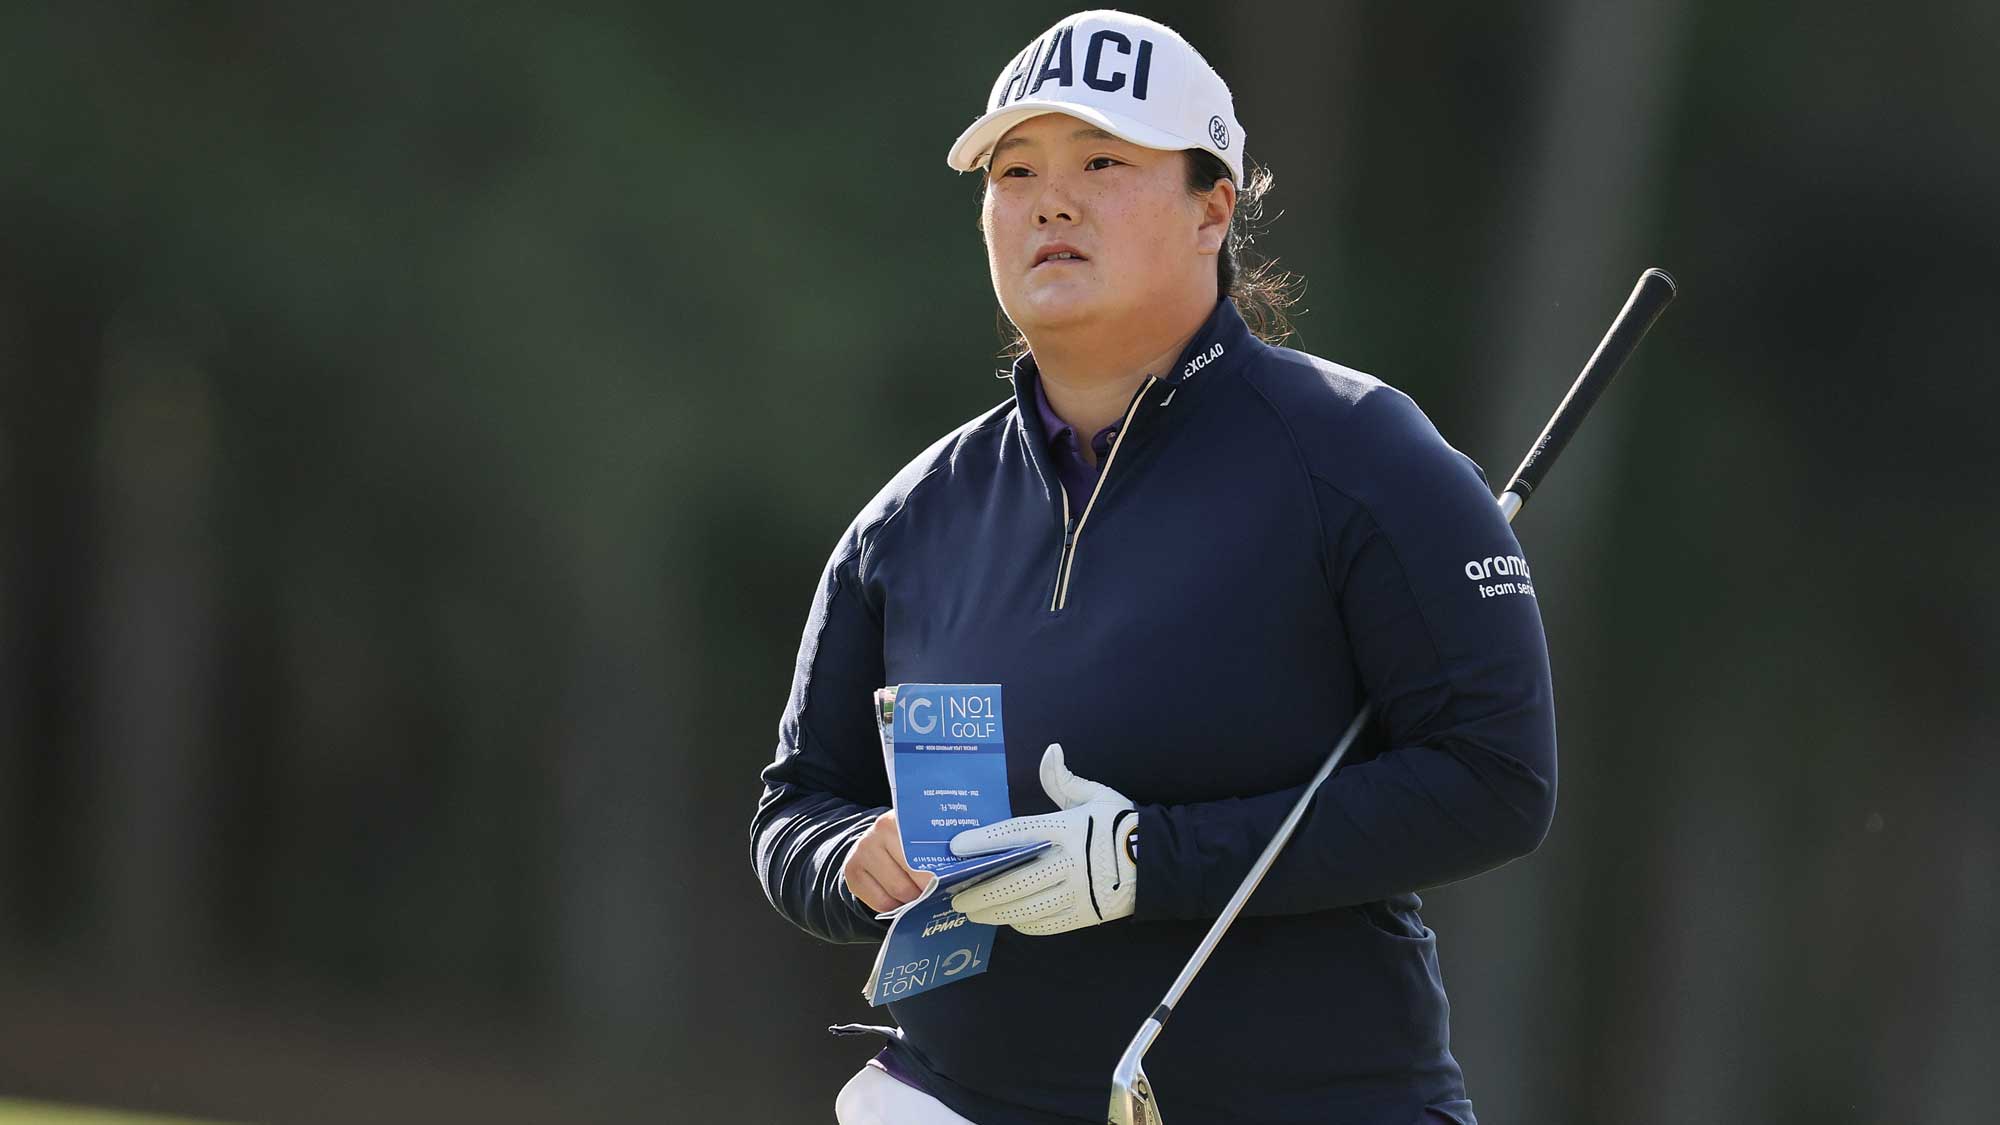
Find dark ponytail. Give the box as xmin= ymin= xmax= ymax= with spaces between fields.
xmin=1184 ymin=150 xmax=1300 ymax=347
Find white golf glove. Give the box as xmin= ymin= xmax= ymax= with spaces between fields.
xmin=947 ymin=744 xmax=1139 ymax=935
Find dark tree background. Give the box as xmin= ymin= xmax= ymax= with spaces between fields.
xmin=1 ymin=2 xmax=1993 ymax=1122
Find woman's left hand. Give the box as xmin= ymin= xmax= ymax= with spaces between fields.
xmin=946 ymin=744 xmax=1139 ymax=935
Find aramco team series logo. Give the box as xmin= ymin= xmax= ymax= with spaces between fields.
xmin=1463 ymin=554 xmax=1531 ymax=582
xmin=1463 ymin=554 xmax=1535 ymax=599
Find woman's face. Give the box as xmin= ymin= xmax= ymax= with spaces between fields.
xmin=981 ymin=112 xmax=1223 ymax=337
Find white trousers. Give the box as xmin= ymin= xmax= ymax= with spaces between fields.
xmin=835 ymin=1063 xmax=981 ymax=1125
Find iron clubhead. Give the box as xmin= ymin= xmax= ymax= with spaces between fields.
xmin=1108 ymin=1061 xmax=1161 ymax=1125
xmin=1109 ymin=1016 xmax=1167 ymax=1125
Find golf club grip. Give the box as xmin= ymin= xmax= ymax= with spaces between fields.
xmin=1502 ymin=268 xmax=1676 ymax=506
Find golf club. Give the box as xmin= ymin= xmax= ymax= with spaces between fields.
xmin=1108 ymin=266 xmax=1678 ymax=1125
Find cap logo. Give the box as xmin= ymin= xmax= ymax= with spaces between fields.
xmin=1028 ymin=27 xmax=1073 ymax=99
xmin=994 ymin=24 xmax=1155 ymax=110
xmin=1207 ymin=116 xmax=1230 ymax=149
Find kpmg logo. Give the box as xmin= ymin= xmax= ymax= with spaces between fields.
xmin=922 ymin=915 xmax=967 ymax=939
xmin=994 ymin=25 xmax=1156 ymax=109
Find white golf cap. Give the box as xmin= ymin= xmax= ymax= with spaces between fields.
xmin=946 ymin=10 xmax=1245 ymax=185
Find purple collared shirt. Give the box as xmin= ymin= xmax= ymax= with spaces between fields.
xmin=1031 ymin=377 xmax=1121 ymax=516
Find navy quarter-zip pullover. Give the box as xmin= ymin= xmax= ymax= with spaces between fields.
xmin=753 ymin=298 xmax=1556 ymax=1125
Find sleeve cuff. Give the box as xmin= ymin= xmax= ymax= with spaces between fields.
xmin=1131 ymin=803 xmax=1205 ymax=921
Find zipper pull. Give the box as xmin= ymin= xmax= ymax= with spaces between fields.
xmin=1063 ymin=517 xmax=1078 ymax=548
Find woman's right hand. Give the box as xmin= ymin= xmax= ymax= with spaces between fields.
xmin=843 ymin=810 xmax=935 ymax=915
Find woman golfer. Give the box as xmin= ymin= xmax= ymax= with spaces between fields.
xmin=753 ymin=10 xmax=1555 ymax=1124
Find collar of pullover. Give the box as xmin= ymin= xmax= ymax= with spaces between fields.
xmin=1008 ymin=296 xmax=1257 ymax=445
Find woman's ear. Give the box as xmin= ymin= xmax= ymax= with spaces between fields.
xmin=1196 ymin=177 xmax=1237 ymax=256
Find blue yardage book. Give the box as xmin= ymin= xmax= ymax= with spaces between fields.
xmin=861 ymin=684 xmax=1050 ymax=1007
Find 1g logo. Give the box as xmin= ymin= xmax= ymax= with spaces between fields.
xmin=904 ymin=696 xmax=937 ymax=734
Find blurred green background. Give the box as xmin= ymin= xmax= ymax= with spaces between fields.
xmin=2 ymin=1 xmax=1994 ymax=1122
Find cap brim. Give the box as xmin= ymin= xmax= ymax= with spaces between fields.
xmin=946 ymin=101 xmax=1210 ymax=176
